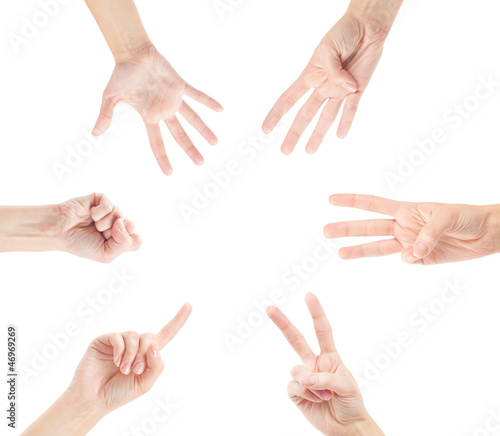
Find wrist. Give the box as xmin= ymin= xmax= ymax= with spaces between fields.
xmin=114 ymin=38 xmax=156 ymax=64
xmin=55 ymin=388 xmax=107 ymax=434
xmin=347 ymin=0 xmax=403 ymax=36
xmin=326 ymin=415 xmax=384 ymax=436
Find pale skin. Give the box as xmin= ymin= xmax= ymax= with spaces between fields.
xmin=21 ymin=303 xmax=192 ymax=436
xmin=267 ymin=293 xmax=384 ymax=436
xmin=85 ymin=0 xmax=223 ymax=176
xmin=262 ymin=0 xmax=404 ymax=154
xmin=0 ymin=193 xmax=141 ymax=263
xmin=324 ymin=194 xmax=500 ymax=265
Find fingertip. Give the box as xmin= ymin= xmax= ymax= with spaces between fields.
xmin=266 ymin=305 xmax=277 ymax=316
xmin=300 ymin=375 xmax=316 ymax=387
xmin=162 ymin=166 xmax=174 ymax=176
xmin=183 ymin=302 xmax=193 ymax=315
xmin=280 ymin=144 xmax=292 ymax=156
xmin=413 ymin=242 xmax=430 ymax=259
xmin=337 ymin=122 xmax=349 ymax=139
xmin=338 ymin=248 xmax=349 ymax=260
xmin=328 ymin=194 xmax=341 ymax=205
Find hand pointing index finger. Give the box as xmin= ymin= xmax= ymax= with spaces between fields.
xmin=156 ymin=303 xmax=192 ymax=350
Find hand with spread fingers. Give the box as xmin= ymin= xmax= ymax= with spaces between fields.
xmin=0 ymin=193 xmax=140 ymax=263
xmin=262 ymin=0 xmax=404 ymax=154
xmin=21 ymin=304 xmax=192 ymax=436
xmin=324 ymin=194 xmax=500 ymax=265
xmin=86 ymin=0 xmax=222 ymax=176
xmin=267 ymin=293 xmax=384 ymax=436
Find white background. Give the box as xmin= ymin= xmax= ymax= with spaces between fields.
xmin=1 ymin=0 xmax=500 ymax=435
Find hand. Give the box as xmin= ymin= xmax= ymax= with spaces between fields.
xmin=324 ymin=194 xmax=500 ymax=265
xmin=262 ymin=11 xmax=390 ymax=154
xmin=92 ymin=45 xmax=223 ymax=175
xmin=60 ymin=192 xmax=141 ymax=263
xmin=68 ymin=303 xmax=192 ymax=413
xmin=267 ymin=293 xmax=383 ymax=436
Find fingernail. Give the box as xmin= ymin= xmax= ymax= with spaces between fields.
xmin=117 ymin=219 xmax=127 ymax=233
xmin=343 ymin=82 xmax=356 ymax=93
xmin=115 ymin=355 xmax=122 ymax=367
xmin=413 ymin=242 xmax=429 ymax=258
xmin=133 ymin=362 xmax=146 ymax=375
xmin=320 ymin=390 xmax=332 ymax=400
xmin=301 ymin=375 xmax=316 ymax=387
xmin=151 ymin=343 xmax=160 ymax=358
xmin=121 ymin=362 xmax=132 ymax=375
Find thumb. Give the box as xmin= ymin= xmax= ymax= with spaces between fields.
xmin=325 ymin=53 xmax=357 ymax=94
xmin=92 ymin=92 xmax=118 ymax=136
xmin=140 ymin=342 xmax=165 ymax=392
xmin=101 ymin=219 xmax=141 ymax=263
xmin=407 ymin=207 xmax=458 ymax=262
xmin=300 ymin=372 xmax=357 ymax=397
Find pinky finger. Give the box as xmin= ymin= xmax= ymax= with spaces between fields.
xmin=287 ymin=381 xmax=322 ymax=403
xmin=145 ymin=123 xmax=173 ymax=176
xmin=337 ymin=93 xmax=362 ymax=139
xmin=185 ymin=84 xmax=223 ymax=112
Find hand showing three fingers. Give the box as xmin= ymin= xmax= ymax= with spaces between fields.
xmin=68 ymin=303 xmax=192 ymax=413
xmin=60 ymin=193 xmax=141 ymax=263
xmin=267 ymin=294 xmax=383 ymax=436
xmin=324 ymin=194 xmax=500 ymax=265
xmin=262 ymin=12 xmax=388 ymax=154
xmin=92 ymin=46 xmax=223 ymax=175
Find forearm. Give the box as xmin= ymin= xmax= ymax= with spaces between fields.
xmin=85 ymin=0 xmax=154 ymax=62
xmin=347 ymin=0 xmax=404 ymax=34
xmin=486 ymin=204 xmax=500 ymax=254
xmin=0 ymin=205 xmax=63 ymax=253
xmin=21 ymin=389 xmax=105 ymax=436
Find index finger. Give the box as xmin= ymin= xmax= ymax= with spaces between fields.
xmin=262 ymin=78 xmax=309 ymax=134
xmin=266 ymin=306 xmax=315 ymax=362
xmin=329 ymin=194 xmax=400 ymax=217
xmin=304 ymin=293 xmax=336 ymax=354
xmin=156 ymin=303 xmax=192 ymax=350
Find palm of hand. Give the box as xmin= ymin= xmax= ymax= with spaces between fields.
xmin=298 ymin=352 xmax=363 ymax=434
xmin=306 ymin=16 xmax=384 ymax=99
xmin=72 ymin=340 xmax=147 ymax=412
xmin=394 ymin=204 xmax=494 ymax=265
xmin=107 ymin=53 xmax=185 ymax=122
